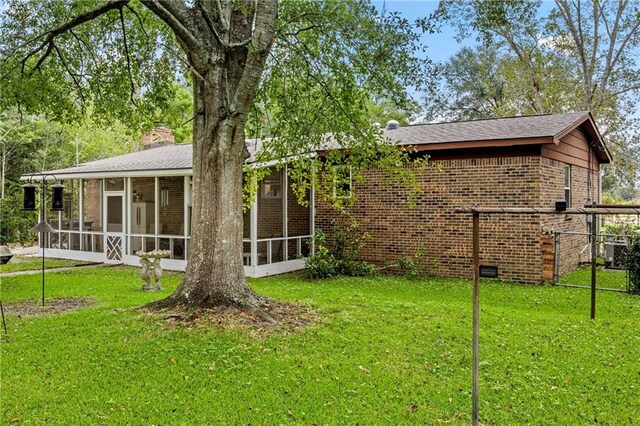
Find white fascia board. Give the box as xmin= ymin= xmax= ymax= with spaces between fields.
xmin=245 ymin=153 xmax=316 ymax=170
xmin=21 ymin=169 xmax=192 ymax=181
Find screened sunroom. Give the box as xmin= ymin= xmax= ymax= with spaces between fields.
xmin=25 ymin=141 xmax=314 ymax=278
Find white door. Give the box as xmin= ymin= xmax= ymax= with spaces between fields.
xmin=104 ymin=192 xmax=125 ymax=262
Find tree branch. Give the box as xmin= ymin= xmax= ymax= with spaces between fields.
xmin=140 ymin=0 xmax=201 ymax=53
xmin=21 ymin=1 xmax=130 ymax=73
xmin=230 ymin=0 xmax=278 ymax=114
xmin=119 ymin=7 xmax=138 ymax=105
xmin=125 ymin=4 xmax=150 ymax=39
xmin=52 ymin=42 xmax=86 ymax=112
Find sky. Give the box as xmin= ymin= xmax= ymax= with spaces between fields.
xmin=373 ymin=0 xmax=472 ymax=63
xmin=373 ymin=0 xmax=558 ymax=63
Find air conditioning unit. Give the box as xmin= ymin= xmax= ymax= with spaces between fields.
xmin=604 ymin=241 xmax=628 ymax=269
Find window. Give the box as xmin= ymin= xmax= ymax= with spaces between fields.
xmin=160 ymin=189 xmax=169 ymax=207
xmin=564 ymin=165 xmax=571 ymax=206
xmin=333 ymin=166 xmax=352 ymax=199
xmin=261 ymin=170 xmax=282 ymax=199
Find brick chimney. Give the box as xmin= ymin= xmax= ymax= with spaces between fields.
xmin=141 ymin=122 xmax=175 ymax=150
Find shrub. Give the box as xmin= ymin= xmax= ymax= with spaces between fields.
xmin=304 ymin=231 xmax=340 ymax=279
xmin=603 ymin=223 xmax=640 ymax=237
xmin=627 ymin=235 xmax=640 ymax=295
xmin=341 ymin=259 xmax=379 ymax=277
xmin=304 ymin=221 xmax=377 ymax=279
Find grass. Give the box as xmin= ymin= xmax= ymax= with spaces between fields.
xmin=559 ymin=264 xmax=629 ymax=290
xmin=1 ymin=268 xmax=639 ymax=424
xmin=0 ymin=256 xmax=95 ymax=274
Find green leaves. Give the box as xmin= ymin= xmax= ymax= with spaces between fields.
xmin=1 ymin=0 xmax=182 ymax=127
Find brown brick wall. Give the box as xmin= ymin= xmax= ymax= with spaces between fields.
xmin=540 ymin=157 xmax=600 ymax=276
xmin=316 ymin=156 xmax=547 ymax=283
xmin=315 ymin=153 xmax=601 ymax=284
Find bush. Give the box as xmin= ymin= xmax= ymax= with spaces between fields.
xmin=304 ymin=231 xmax=340 ymax=279
xmin=603 ymin=223 xmax=640 ymax=237
xmin=304 ymin=221 xmax=377 ymax=279
xmin=341 ymin=259 xmax=379 ymax=277
xmin=627 ymin=235 xmax=640 ymax=295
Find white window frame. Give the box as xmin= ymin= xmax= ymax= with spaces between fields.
xmin=333 ymin=166 xmax=353 ymax=199
xmin=261 ymin=169 xmax=283 ymax=199
xmin=564 ymin=164 xmax=571 ymax=207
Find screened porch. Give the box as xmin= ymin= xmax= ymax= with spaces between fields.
xmin=40 ymin=165 xmax=313 ymax=277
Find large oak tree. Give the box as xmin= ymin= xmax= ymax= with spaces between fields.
xmin=433 ymin=0 xmax=640 ymax=199
xmin=1 ymin=0 xmax=432 ymax=309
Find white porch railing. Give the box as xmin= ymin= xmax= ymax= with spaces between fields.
xmin=242 ymin=235 xmax=312 ymax=266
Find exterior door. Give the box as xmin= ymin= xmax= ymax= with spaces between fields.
xmin=104 ymin=192 xmax=125 ymax=262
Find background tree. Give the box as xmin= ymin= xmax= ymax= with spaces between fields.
xmin=1 ymin=0 xmax=433 ymax=311
xmin=434 ymin=0 xmax=640 ymax=200
xmin=0 ymin=107 xmax=139 ymax=244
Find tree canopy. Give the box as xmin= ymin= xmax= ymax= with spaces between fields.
xmin=430 ymin=0 xmax=640 ymax=199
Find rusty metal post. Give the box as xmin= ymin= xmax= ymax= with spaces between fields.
xmin=553 ymin=232 xmax=560 ymax=285
xmin=590 ymin=207 xmax=597 ymax=320
xmin=472 ymin=211 xmax=480 ymax=426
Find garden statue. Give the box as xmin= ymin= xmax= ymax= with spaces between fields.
xmin=152 ymin=257 xmax=163 ymax=290
xmin=135 ymin=250 xmax=170 ymax=291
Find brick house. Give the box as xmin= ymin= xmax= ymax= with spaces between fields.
xmin=26 ymin=112 xmax=610 ymax=282
xmin=316 ymin=111 xmax=611 ymax=283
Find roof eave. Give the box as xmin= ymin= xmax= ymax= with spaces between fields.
xmin=552 ymin=112 xmax=612 ymax=164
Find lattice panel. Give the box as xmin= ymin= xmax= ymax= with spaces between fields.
xmin=50 ymin=233 xmax=60 ymax=249
xmin=59 ymin=232 xmax=69 ymax=250
xmin=106 ymin=235 xmax=123 ymax=261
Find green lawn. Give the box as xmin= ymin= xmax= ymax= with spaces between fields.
xmin=1 ymin=268 xmax=639 ymax=425
xmin=0 ymin=255 xmax=95 ymax=274
xmin=559 ymin=264 xmax=629 ymax=291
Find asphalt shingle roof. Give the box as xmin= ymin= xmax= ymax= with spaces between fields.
xmin=34 ymin=112 xmax=601 ymax=177
xmin=383 ymin=111 xmax=589 ymax=145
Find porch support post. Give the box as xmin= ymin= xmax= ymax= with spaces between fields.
xmin=282 ymin=165 xmax=288 ymax=261
xmin=126 ymin=177 xmax=132 ymax=254
xmin=154 ymin=177 xmax=159 ymax=246
xmin=183 ymin=176 xmax=190 ymax=259
xmin=310 ymin=170 xmax=316 ymax=255
xmin=250 ymin=174 xmax=258 ymax=269
xmin=79 ymin=179 xmax=84 ymax=251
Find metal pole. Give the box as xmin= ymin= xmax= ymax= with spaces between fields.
xmin=590 ymin=206 xmax=597 ymax=320
xmin=41 ymin=179 xmax=45 ymax=307
xmin=472 ymin=211 xmax=480 ymax=426
xmin=0 ymin=301 xmax=7 ymax=335
xmin=553 ymin=232 xmax=560 ymax=285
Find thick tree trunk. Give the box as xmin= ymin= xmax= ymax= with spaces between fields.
xmin=150 ymin=71 xmax=265 ymax=311
xmin=144 ymin=0 xmax=277 ymax=311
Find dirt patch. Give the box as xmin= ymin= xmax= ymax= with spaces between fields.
xmin=156 ymin=301 xmax=322 ymax=336
xmin=3 ymin=297 xmax=95 ymax=316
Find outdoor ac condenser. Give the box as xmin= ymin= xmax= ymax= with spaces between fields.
xmin=604 ymin=241 xmax=628 ymax=269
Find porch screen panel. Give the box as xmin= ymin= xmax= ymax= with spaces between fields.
xmin=287 ymin=184 xmax=311 ymax=260
xmin=258 ymin=168 xmax=284 ymax=263
xmin=60 ymin=180 xmax=80 ymax=250
xmin=61 ymin=180 xmax=79 ymax=230
xmin=131 ymin=177 xmax=156 ymax=253
xmin=158 ymin=177 xmax=184 ymax=236
xmin=82 ymin=179 xmax=102 ymax=232
xmin=105 ymin=178 xmax=124 ymax=191
xmin=158 ymin=176 xmax=185 ymax=259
